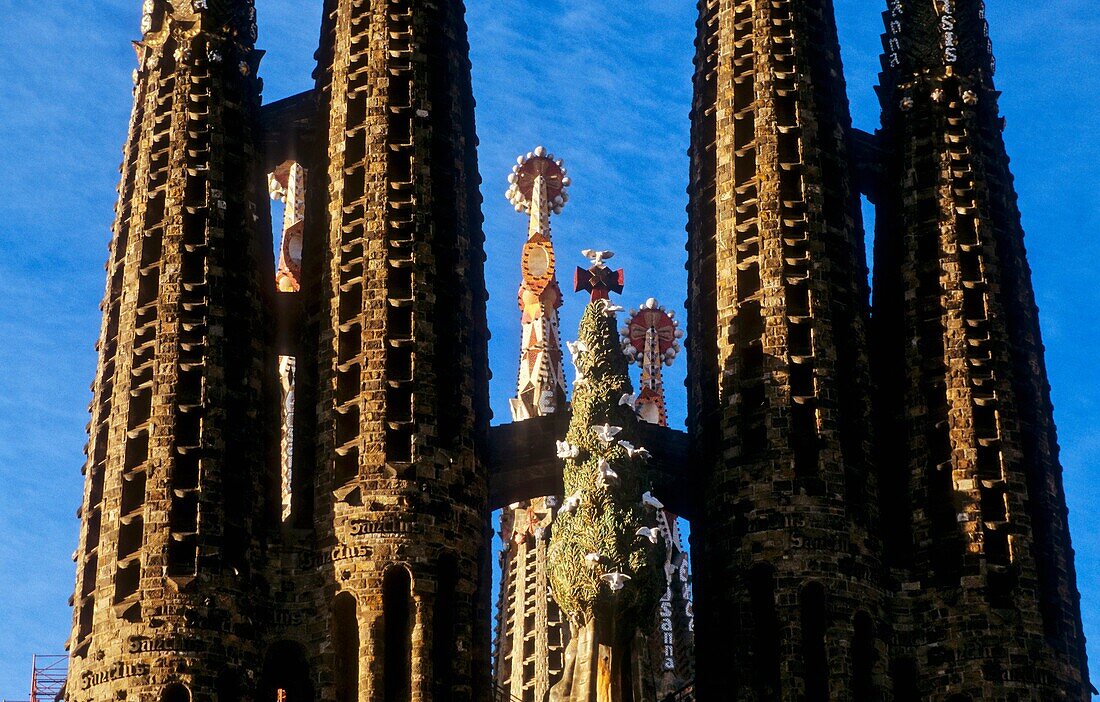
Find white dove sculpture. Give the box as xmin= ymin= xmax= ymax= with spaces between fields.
xmin=618 ymin=440 xmax=651 ymax=460
xmin=618 ymin=394 xmax=637 ymax=410
xmin=566 ymin=340 xmax=589 ymax=384
xmin=585 ymin=552 xmax=603 ymax=568
xmin=591 ymin=424 xmax=622 ymax=445
xmin=602 ymin=572 xmax=632 ymax=592
xmin=566 ymin=339 xmax=589 ymax=357
xmin=560 ymin=492 xmax=583 ymax=515
xmin=581 ymin=249 xmax=615 ymax=268
xmin=642 ymin=491 xmax=665 ymax=510
xmin=625 ymin=444 xmax=651 ymax=460
xmin=636 ymin=526 xmax=660 ymax=544
xmin=556 ymin=440 xmax=581 ymax=460
xmin=597 ymin=459 xmax=619 ymax=487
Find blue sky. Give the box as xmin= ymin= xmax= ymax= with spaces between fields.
xmin=0 ymin=0 xmax=1096 ymax=697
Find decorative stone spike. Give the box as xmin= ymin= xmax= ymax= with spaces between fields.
xmin=495 ymin=147 xmax=571 ymax=699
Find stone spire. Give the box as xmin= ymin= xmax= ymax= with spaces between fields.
xmin=66 ymin=0 xmax=277 ymax=698
xmin=493 ymin=148 xmax=572 ymax=700
xmin=548 ymin=262 xmax=664 ymax=702
xmin=872 ymin=0 xmax=1092 ymax=696
xmin=686 ymin=0 xmax=882 ymax=697
xmin=295 ymin=0 xmax=491 ymax=699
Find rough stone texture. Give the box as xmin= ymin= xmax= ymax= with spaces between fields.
xmin=65 ymin=0 xmax=1091 ymax=699
xmin=872 ymin=0 xmax=1091 ymax=698
xmin=289 ymin=0 xmax=492 ymax=700
xmin=65 ymin=1 xmax=279 ymax=699
xmin=686 ymin=0 xmax=882 ymax=699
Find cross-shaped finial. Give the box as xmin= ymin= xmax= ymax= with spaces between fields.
xmin=574 ymin=249 xmax=624 ymax=302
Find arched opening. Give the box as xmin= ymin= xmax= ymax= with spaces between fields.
xmin=162 ymin=683 xmax=190 ymax=702
xmin=384 ymin=566 xmax=413 ymax=702
xmin=433 ymin=555 xmax=458 ymax=697
xmin=852 ymin=611 xmax=875 ymax=700
xmin=889 ymin=656 xmax=918 ymax=702
xmin=748 ymin=565 xmax=780 ymax=699
xmin=260 ymin=640 xmax=314 ymax=702
xmin=216 ymin=670 xmax=239 ymax=702
xmin=333 ymin=593 xmax=360 ymax=702
xmin=800 ymin=582 xmax=828 ymax=702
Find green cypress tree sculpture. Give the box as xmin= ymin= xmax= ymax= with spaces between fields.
xmin=548 ymin=294 xmax=665 ymax=702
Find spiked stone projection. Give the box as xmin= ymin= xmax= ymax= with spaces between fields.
xmin=65 ymin=0 xmax=278 ymax=698
xmin=687 ymin=0 xmax=882 ymax=697
xmin=294 ymin=0 xmax=492 ymax=699
xmin=872 ymin=0 xmax=1091 ymax=696
xmin=547 ymin=261 xmax=665 ymax=702
xmin=494 ymin=147 xmax=572 ymax=700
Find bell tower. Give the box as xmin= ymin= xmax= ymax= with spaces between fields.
xmin=686 ymin=0 xmax=883 ymax=698
xmin=296 ymin=0 xmax=492 ymax=699
xmin=872 ymin=0 xmax=1091 ymax=696
xmin=66 ymin=0 xmax=277 ymax=698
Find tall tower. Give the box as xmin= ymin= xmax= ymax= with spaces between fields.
xmin=686 ymin=0 xmax=883 ymax=698
xmin=66 ymin=0 xmax=276 ymax=699
xmin=296 ymin=0 xmax=491 ymax=700
xmin=493 ymin=148 xmax=571 ymax=701
xmin=873 ymin=0 xmax=1091 ymax=696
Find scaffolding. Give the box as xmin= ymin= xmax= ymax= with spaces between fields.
xmin=30 ymin=655 xmax=67 ymax=702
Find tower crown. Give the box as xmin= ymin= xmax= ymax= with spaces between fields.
xmin=883 ymin=0 xmax=996 ymax=83
xmin=140 ymin=0 xmax=257 ymax=44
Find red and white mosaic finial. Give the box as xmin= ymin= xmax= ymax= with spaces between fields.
xmin=508 ymin=147 xmax=570 ymax=421
xmin=620 ymin=298 xmax=683 ymax=427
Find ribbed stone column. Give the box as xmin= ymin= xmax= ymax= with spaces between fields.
xmin=872 ymin=0 xmax=1091 ymax=697
xmin=66 ymin=1 xmax=277 ymax=699
xmin=297 ymin=1 xmax=491 ymax=700
xmin=687 ymin=0 xmax=883 ymax=698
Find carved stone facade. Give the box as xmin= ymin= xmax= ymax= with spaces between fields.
xmin=292 ymin=0 xmax=491 ymax=699
xmin=871 ymin=0 xmax=1092 ymax=697
xmin=64 ymin=0 xmax=1089 ymax=700
xmin=687 ymin=0 xmax=882 ymax=698
xmin=687 ymin=0 xmax=1090 ymax=700
xmin=66 ymin=1 xmax=277 ymax=699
